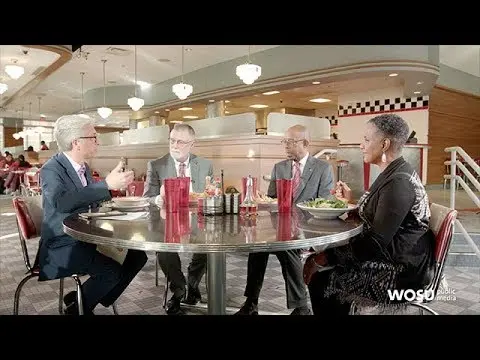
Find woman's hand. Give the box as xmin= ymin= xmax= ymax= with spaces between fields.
xmin=303 ymin=253 xmax=328 ymax=285
xmin=331 ymin=181 xmax=352 ymax=203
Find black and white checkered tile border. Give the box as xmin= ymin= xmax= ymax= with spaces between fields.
xmin=338 ymin=95 xmax=429 ymax=117
xmin=320 ymin=115 xmax=338 ymax=126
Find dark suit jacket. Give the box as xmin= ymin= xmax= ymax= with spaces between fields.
xmin=38 ymin=152 xmax=112 ymax=280
xmin=143 ymin=153 xmax=214 ymax=201
xmin=267 ymin=155 xmax=334 ymax=204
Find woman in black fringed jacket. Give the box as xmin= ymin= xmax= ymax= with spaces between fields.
xmin=304 ymin=113 xmax=436 ymax=315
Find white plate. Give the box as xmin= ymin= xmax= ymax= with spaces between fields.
xmin=296 ymin=203 xmax=357 ymax=219
xmin=112 ymin=196 xmax=148 ymax=207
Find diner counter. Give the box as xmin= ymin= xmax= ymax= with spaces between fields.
xmin=39 ymin=134 xmax=340 ymax=194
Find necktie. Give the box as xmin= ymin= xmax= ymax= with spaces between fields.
xmin=292 ymin=161 xmax=301 ymax=199
xmin=179 ymin=162 xmax=186 ymax=177
xmin=78 ymin=165 xmax=87 ymax=187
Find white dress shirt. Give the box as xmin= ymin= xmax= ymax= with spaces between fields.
xmin=172 ymin=155 xmax=193 ymax=193
xmin=292 ymin=152 xmax=309 ymax=176
xmin=64 ymin=152 xmax=87 ymax=187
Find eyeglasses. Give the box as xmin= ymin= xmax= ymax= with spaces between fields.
xmin=281 ymin=138 xmax=305 ymax=146
xmin=169 ymin=138 xmax=193 ymax=147
xmin=78 ymin=136 xmax=98 ymax=142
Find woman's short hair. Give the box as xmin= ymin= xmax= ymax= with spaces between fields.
xmin=54 ymin=115 xmax=95 ymax=152
xmin=368 ymin=114 xmax=410 ymax=153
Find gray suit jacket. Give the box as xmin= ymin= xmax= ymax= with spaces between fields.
xmin=267 ymin=155 xmax=334 ymax=204
xmin=143 ymin=153 xmax=214 ymax=201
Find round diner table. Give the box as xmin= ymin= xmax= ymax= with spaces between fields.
xmin=63 ymin=204 xmax=363 ymax=315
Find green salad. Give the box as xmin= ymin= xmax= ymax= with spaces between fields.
xmin=303 ymin=198 xmax=348 ymax=209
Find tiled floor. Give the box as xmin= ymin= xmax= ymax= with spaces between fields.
xmin=0 ymin=191 xmax=479 ymax=316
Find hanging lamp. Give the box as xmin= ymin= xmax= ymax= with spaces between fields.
xmin=97 ymin=59 xmax=112 ymax=119
xmin=128 ymin=45 xmax=145 ymax=111
xmin=172 ymin=45 xmax=193 ymax=100
xmin=236 ymin=45 xmax=261 ymax=85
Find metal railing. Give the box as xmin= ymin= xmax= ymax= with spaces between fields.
xmin=444 ymin=146 xmax=480 ymax=259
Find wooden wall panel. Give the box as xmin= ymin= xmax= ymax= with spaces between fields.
xmin=3 ymin=127 xmax=24 ymax=148
xmin=427 ymin=86 xmax=480 ymax=184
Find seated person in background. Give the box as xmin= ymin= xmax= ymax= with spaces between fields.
xmin=143 ymin=123 xmax=213 ymax=315
xmin=0 ymin=153 xmax=15 ymax=194
xmin=0 ymin=153 xmax=14 ymax=169
xmin=40 ymin=141 xmax=49 ymax=150
xmin=303 ymin=114 xmax=435 ymax=315
xmin=38 ymin=114 xmax=148 ymax=315
xmin=3 ymin=155 xmax=32 ymax=195
xmin=235 ymin=124 xmax=335 ymax=316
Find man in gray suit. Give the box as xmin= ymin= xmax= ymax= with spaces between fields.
xmin=236 ymin=124 xmax=335 ymax=315
xmin=143 ymin=123 xmax=213 ymax=315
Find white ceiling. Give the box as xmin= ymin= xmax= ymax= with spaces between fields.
xmin=0 ymin=45 xmax=60 ymax=113
xmin=1 ymin=45 xmax=279 ymax=122
xmin=439 ymin=45 xmax=480 ymax=77
xmin=0 ymin=45 xmax=478 ymax=127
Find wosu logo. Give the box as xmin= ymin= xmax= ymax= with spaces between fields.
xmin=387 ymin=289 xmax=436 ymax=302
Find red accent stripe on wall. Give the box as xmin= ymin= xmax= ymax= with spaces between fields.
xmin=338 ymin=106 xmax=428 ymax=118
xmin=363 ymin=162 xmax=370 ymax=191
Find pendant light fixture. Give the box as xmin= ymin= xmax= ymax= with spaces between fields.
xmin=97 ymin=59 xmax=112 ymax=119
xmin=128 ymin=45 xmax=145 ymax=111
xmin=236 ymin=45 xmax=261 ymax=85
xmin=79 ymin=72 xmax=90 ymax=118
xmin=172 ymin=45 xmax=193 ymax=100
xmin=12 ymin=110 xmax=20 ymax=139
xmin=5 ymin=59 xmax=24 ymax=80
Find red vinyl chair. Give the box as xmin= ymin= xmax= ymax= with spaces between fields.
xmin=12 ymin=196 xmax=119 ymax=315
xmin=348 ymin=203 xmax=457 ymax=315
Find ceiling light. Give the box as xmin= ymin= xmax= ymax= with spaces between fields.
xmin=154 ymin=111 xmax=160 ymax=114
xmin=249 ymin=104 xmax=268 ymax=109
xmin=209 ymin=99 xmax=215 ymax=103
xmin=157 ymin=58 xmax=171 ymax=63
xmin=128 ymin=96 xmax=145 ymax=111
xmin=224 ymin=100 xmax=230 ymax=103
xmin=262 ymin=90 xmax=280 ymax=95
xmin=165 ymin=109 xmax=170 ymax=112
xmin=236 ymin=63 xmax=262 ymax=85
xmin=309 ymin=98 xmax=331 ymax=103
xmin=12 ymin=133 xmax=21 ymax=140
xmin=183 ymin=115 xmax=198 ymax=119
xmin=389 ymin=73 xmax=398 ymax=77
xmin=97 ymin=106 xmax=113 ymax=119
xmin=414 ymin=91 xmax=421 ymax=94
xmin=5 ymin=64 xmax=24 ymax=79
xmin=172 ymin=82 xmax=193 ymax=100
xmin=417 ymin=81 xmax=423 ymax=85
xmin=178 ymin=107 xmax=193 ymax=111
xmin=0 ymin=83 xmax=7 ymax=94
xmin=312 ymin=81 xmax=321 ymax=85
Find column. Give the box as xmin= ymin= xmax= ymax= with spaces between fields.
xmin=129 ymin=118 xmax=137 ymax=130
xmin=206 ymin=101 xmax=225 ymax=118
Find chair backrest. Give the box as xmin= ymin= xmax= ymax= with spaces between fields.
xmin=427 ymin=203 xmax=458 ymax=295
xmin=12 ymin=196 xmax=43 ymax=272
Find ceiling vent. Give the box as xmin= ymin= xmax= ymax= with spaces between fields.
xmin=105 ymin=47 xmax=132 ymax=56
